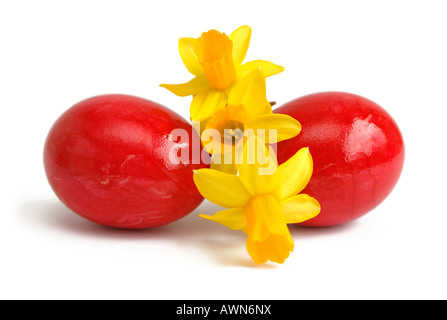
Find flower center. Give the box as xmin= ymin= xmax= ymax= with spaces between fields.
xmin=195 ymin=30 xmax=237 ymax=90
xmin=204 ymin=105 xmax=247 ymax=153
xmin=221 ymin=119 xmax=245 ymax=146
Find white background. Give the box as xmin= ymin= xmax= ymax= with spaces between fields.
xmin=1 ymin=0 xmax=446 ymax=300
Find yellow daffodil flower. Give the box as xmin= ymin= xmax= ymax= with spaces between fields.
xmin=160 ymin=25 xmax=284 ymax=121
xmin=201 ymin=69 xmax=301 ymax=174
xmin=193 ymin=136 xmax=321 ymax=264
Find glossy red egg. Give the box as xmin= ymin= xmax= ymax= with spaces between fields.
xmin=275 ymin=92 xmax=404 ymax=227
xmin=44 ymin=94 xmax=207 ymax=229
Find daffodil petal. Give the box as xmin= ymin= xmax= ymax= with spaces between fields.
xmin=190 ymin=89 xmax=228 ymax=121
xmin=245 ymin=194 xmax=294 ymax=264
xmin=160 ymin=76 xmax=208 ymax=97
xmin=229 ymin=25 xmax=252 ymax=66
xmin=210 ymin=161 xmax=238 ymax=174
xmin=193 ymin=168 xmax=251 ymax=208
xmin=236 ymin=135 xmax=277 ymax=196
xmin=210 ymin=153 xmax=238 ymax=174
xmin=273 ymin=147 xmax=313 ymax=201
xmin=227 ymin=69 xmax=268 ymax=118
xmin=238 ymin=60 xmax=285 ymax=78
xmin=199 ymin=207 xmax=246 ymax=231
xmin=281 ymin=194 xmax=321 ymax=224
xmin=246 ymin=194 xmax=287 ymax=241
xmin=247 ymin=114 xmax=302 ymax=143
xmin=179 ymin=37 xmax=203 ymax=76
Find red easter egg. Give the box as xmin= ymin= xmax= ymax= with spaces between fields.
xmin=275 ymin=92 xmax=404 ymax=227
xmin=44 ymin=94 xmax=207 ymax=229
